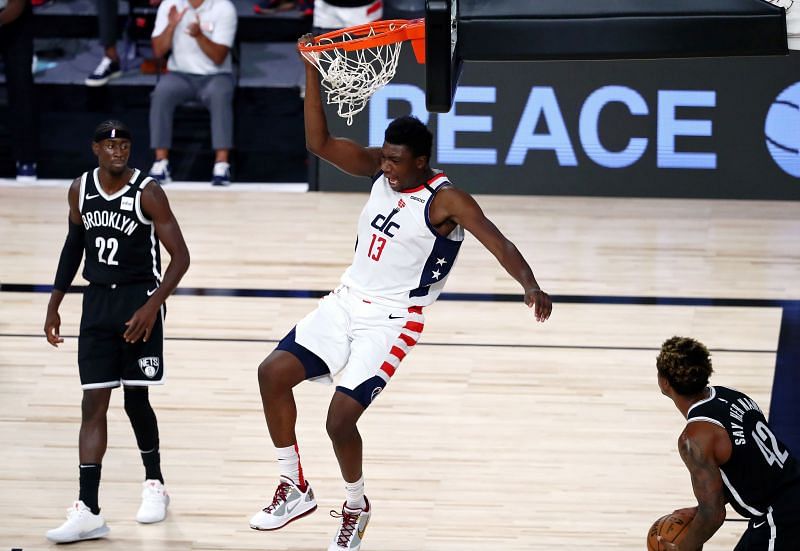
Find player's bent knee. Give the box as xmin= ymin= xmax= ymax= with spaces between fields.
xmin=257 ymin=351 xmax=305 ymax=392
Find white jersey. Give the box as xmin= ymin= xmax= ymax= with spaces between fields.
xmin=341 ymin=171 xmax=464 ymax=307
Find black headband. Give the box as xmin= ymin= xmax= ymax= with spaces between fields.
xmin=93 ymin=127 xmax=132 ymax=142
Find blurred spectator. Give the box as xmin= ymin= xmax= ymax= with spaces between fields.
xmin=86 ymin=0 xmax=123 ymax=86
xmin=0 ymin=0 xmax=38 ymax=181
xmin=312 ymin=0 xmax=382 ymax=34
xmin=253 ymin=0 xmax=312 ymax=16
xmin=148 ymin=0 xmax=237 ymax=186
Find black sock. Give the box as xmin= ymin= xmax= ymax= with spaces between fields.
xmin=78 ymin=464 xmax=101 ymax=515
xmin=141 ymin=449 xmax=163 ymax=483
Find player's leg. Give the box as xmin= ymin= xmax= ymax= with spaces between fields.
xmin=251 ymin=292 xmax=351 ymax=531
xmin=250 ymin=344 xmax=320 ymax=531
xmin=324 ymin=302 xmax=424 ymax=551
xmin=47 ymin=286 xmax=117 ymax=543
xmin=46 ymin=388 xmax=114 ymax=543
xmin=120 ymin=285 xmax=169 ymax=523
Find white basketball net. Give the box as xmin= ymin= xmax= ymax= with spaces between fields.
xmin=302 ymin=27 xmax=404 ymax=126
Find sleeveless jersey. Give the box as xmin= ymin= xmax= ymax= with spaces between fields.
xmin=687 ymin=385 xmax=800 ymax=518
xmin=78 ymin=168 xmax=162 ymax=286
xmin=340 ymin=171 xmax=464 ymax=307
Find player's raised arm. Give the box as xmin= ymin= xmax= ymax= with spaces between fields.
xmin=661 ymin=424 xmax=727 ymax=551
xmin=44 ymin=178 xmax=84 ymax=347
xmin=298 ymin=34 xmax=381 ymax=179
xmin=430 ymin=186 xmax=552 ymax=322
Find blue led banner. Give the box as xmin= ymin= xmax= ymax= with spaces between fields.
xmin=317 ymin=49 xmax=800 ymax=199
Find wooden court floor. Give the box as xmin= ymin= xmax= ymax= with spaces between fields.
xmin=1 ymin=184 xmax=799 ymax=550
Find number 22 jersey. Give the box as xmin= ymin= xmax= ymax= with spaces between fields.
xmin=78 ymin=168 xmax=162 ymax=286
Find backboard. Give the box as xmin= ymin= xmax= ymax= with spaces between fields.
xmin=424 ymin=0 xmax=788 ymax=113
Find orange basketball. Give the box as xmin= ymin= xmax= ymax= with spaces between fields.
xmin=647 ymin=509 xmax=696 ymax=551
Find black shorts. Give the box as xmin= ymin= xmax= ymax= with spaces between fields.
xmin=734 ymin=487 xmax=800 ymax=551
xmin=78 ymin=282 xmax=165 ymax=389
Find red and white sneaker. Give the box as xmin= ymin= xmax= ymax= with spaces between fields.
xmin=328 ymin=497 xmax=371 ymax=551
xmin=249 ymin=476 xmax=317 ymax=530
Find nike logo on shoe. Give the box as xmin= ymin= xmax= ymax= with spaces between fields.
xmin=85 ymin=193 xmax=100 ymax=200
xmin=285 ymin=498 xmax=302 ymax=515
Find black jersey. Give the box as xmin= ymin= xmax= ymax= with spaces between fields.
xmin=78 ymin=168 xmax=161 ymax=286
xmin=687 ymin=386 xmax=800 ymax=518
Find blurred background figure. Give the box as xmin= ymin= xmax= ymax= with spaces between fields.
xmin=0 ymin=0 xmax=38 ymax=181
xmin=253 ymin=0 xmax=312 ymax=16
xmin=85 ymin=0 xmax=124 ymax=86
xmin=311 ymin=0 xmax=381 ymax=34
xmin=148 ymin=0 xmax=238 ymax=186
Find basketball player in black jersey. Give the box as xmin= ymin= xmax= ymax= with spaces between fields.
xmin=657 ymin=336 xmax=800 ymax=551
xmin=43 ymin=120 xmax=190 ymax=543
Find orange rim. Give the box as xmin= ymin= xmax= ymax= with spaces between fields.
xmin=298 ymin=18 xmax=426 ymax=61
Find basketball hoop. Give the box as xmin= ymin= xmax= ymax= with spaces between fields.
xmin=298 ymin=19 xmax=425 ymax=126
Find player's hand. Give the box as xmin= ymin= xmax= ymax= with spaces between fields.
xmin=657 ymin=538 xmax=680 ymax=551
xmin=44 ymin=309 xmax=64 ymax=347
xmin=124 ymin=304 xmax=159 ymax=343
xmin=524 ymin=288 xmax=552 ymax=322
xmin=672 ymin=506 xmax=698 ymax=517
xmin=297 ymin=33 xmax=314 ymax=64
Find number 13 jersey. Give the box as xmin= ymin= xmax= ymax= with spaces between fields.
xmin=687 ymin=385 xmax=800 ymax=518
xmin=340 ymin=171 xmax=464 ymax=307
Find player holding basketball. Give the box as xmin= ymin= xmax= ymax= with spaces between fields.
xmin=656 ymin=336 xmax=800 ymax=551
xmin=247 ymin=34 xmax=552 ymax=551
xmin=44 ymin=120 xmax=190 ymax=543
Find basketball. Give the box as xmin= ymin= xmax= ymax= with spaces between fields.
xmin=647 ymin=509 xmax=696 ymax=551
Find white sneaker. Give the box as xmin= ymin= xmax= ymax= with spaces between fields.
xmin=46 ymin=500 xmax=110 ymax=543
xmin=249 ymin=476 xmax=317 ymax=530
xmin=328 ymin=497 xmax=371 ymax=551
xmin=211 ymin=161 xmax=231 ymax=186
xmin=148 ymin=159 xmax=171 ymax=184
xmin=136 ymin=479 xmax=170 ymax=524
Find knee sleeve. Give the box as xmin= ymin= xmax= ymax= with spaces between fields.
xmin=123 ymin=387 xmax=160 ymax=452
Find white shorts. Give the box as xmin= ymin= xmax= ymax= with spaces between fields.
xmin=285 ymin=285 xmax=425 ymax=407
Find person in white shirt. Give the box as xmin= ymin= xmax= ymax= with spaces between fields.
xmin=148 ymin=0 xmax=237 ymax=185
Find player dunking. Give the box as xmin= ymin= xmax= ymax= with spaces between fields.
xmin=247 ymin=35 xmax=553 ymax=551
xmin=44 ymin=120 xmax=190 ymax=543
xmin=656 ymin=336 xmax=800 ymax=551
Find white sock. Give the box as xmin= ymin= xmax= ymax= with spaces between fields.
xmin=276 ymin=444 xmax=305 ymax=488
xmin=344 ymin=475 xmax=366 ymax=510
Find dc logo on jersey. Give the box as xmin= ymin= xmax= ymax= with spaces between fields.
xmin=370 ymin=386 xmax=383 ymax=403
xmin=371 ymin=207 xmax=401 ymax=237
xmin=765 ymin=81 xmax=800 ymax=178
xmin=138 ymin=357 xmax=160 ymax=378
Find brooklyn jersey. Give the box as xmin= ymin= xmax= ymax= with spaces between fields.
xmin=78 ymin=168 xmax=162 ymax=286
xmin=340 ymin=171 xmax=464 ymax=307
xmin=687 ymin=386 xmax=800 ymax=518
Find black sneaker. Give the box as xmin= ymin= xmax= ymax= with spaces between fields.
xmin=85 ymin=57 xmax=122 ymax=87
